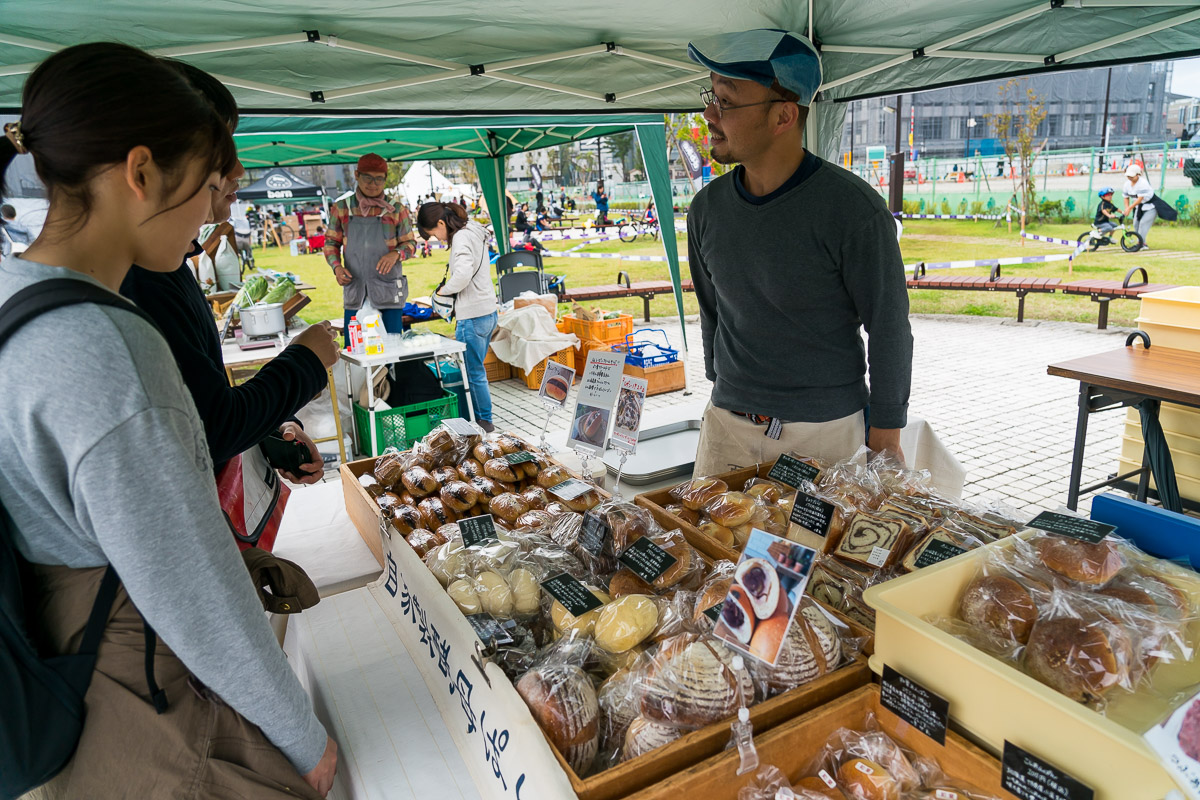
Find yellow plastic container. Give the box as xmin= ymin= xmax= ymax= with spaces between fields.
xmin=1119 ymin=456 xmax=1200 ymax=499
xmin=1134 ymin=318 xmax=1200 ymax=351
xmin=1121 ymin=433 xmax=1200 ymax=475
xmin=1125 ymin=404 xmax=1200 ymax=442
xmin=863 ymin=534 xmax=1200 ymax=800
xmin=1138 ymin=285 xmax=1200 ymax=327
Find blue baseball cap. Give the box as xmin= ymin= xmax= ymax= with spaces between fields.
xmin=688 ymin=29 xmax=822 ymax=106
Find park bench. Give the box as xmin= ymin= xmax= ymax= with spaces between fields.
xmin=560 ymin=271 xmax=695 ymax=321
xmin=1059 ymin=267 xmax=1177 ymax=330
xmin=906 ymin=263 xmax=1061 ymax=323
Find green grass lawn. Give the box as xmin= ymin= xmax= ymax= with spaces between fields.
xmin=254 ymin=219 xmax=1200 ymax=332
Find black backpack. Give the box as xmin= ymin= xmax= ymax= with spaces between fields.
xmin=0 ymin=279 xmax=165 ymax=798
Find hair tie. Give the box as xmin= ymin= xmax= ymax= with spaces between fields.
xmin=4 ymin=121 xmax=28 ymax=155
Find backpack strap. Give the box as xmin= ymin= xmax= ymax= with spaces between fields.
xmin=0 ymin=277 xmax=169 ymax=713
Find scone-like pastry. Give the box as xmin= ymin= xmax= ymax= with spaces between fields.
xmin=401 ymin=466 xmax=439 ymax=498
xmin=489 ymin=493 xmax=531 ymax=525
xmin=838 ymin=758 xmax=899 ymax=800
xmin=406 ymin=528 xmax=446 ymax=559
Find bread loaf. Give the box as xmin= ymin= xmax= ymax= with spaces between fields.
xmin=483 ymin=457 xmax=520 ymax=483
xmin=489 ymin=493 xmax=531 ymax=524
xmin=440 ymin=481 xmax=481 ymax=513
xmin=457 ymin=458 xmax=485 ymax=481
xmin=832 ymin=512 xmax=910 ymax=569
xmin=755 ymin=601 xmax=841 ymax=694
xmin=401 ymin=466 xmax=439 ymax=497
xmin=516 ymin=665 xmax=599 ymax=776
xmin=622 ymin=716 xmax=681 ymax=761
xmin=901 ymin=526 xmax=970 ymax=572
xmin=372 ymin=454 xmax=406 ymax=489
xmin=640 ymin=638 xmax=755 ymax=728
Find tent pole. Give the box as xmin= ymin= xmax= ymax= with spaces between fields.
xmin=636 ymin=123 xmax=689 ymax=362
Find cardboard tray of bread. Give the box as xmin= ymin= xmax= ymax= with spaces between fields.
xmin=342 ymin=424 xmax=872 ymax=800
xmin=623 ymin=684 xmax=1018 ymax=800
xmin=863 ymin=528 xmax=1200 ymax=800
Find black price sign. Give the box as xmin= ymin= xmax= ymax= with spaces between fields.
xmin=768 ymin=454 xmax=822 ymax=489
xmin=913 ymin=538 xmax=968 ymax=569
xmin=441 ymin=418 xmax=481 ymax=437
xmin=619 ymin=537 xmax=678 ymax=583
xmin=703 ymin=601 xmax=724 ymax=624
xmin=1001 ymin=742 xmax=1093 ymax=800
xmin=580 ymin=510 xmax=611 ymax=556
xmin=459 ymin=514 xmax=499 ymax=548
xmin=789 ymin=491 xmax=836 ymax=537
xmin=504 ymin=451 xmax=537 ymax=465
xmin=549 ymin=477 xmax=592 ymax=501
xmin=1028 ymin=511 xmax=1113 ymax=544
xmin=880 ymin=665 xmax=949 ymax=745
xmin=540 ymin=572 xmax=604 ymax=617
xmin=465 ymin=613 xmax=514 ymax=647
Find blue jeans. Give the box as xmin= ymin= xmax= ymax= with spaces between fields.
xmin=1096 ymin=221 xmax=1116 ymax=234
xmin=455 ymin=311 xmax=498 ymax=423
xmin=343 ymin=308 xmax=407 ymax=345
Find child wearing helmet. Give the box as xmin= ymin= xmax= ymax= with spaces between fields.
xmin=1094 ymin=187 xmax=1119 ymax=235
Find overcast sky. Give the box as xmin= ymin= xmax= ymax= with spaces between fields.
xmin=1172 ymin=56 xmax=1200 ymax=97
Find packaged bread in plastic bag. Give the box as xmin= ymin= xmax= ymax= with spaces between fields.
xmin=515 ymin=632 xmax=602 ymax=777
xmin=638 ymin=633 xmax=757 ymax=730
xmin=746 ymin=597 xmax=849 ymax=699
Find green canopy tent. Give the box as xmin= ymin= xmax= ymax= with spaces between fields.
xmin=231 ymin=113 xmax=685 ymax=338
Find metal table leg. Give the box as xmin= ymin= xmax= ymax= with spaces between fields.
xmin=458 ymin=350 xmax=476 ymax=422
xmin=1066 ymin=382 xmax=1091 ymax=511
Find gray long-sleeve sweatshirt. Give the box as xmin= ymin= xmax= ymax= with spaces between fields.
xmin=0 ymin=257 xmax=327 ymax=774
xmin=687 ymin=156 xmax=913 ymax=429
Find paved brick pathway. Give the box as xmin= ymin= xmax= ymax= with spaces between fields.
xmin=491 ymin=314 xmax=1135 ymax=518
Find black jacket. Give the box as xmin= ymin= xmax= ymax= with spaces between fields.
xmin=120 ymin=249 xmax=327 ymax=469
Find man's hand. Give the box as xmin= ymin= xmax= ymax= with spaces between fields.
xmin=293 ymin=321 xmax=340 ymax=368
xmin=333 ymin=266 xmax=353 ymax=286
xmin=375 ymin=250 xmax=400 ymax=275
xmin=302 ymin=736 xmax=338 ymax=797
xmin=278 ymin=421 xmax=324 ymax=485
xmin=868 ymin=426 xmax=905 ymax=464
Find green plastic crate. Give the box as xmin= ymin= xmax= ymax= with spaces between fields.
xmin=352 ymin=391 xmax=458 ymax=456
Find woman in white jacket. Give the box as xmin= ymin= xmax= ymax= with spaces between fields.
xmin=418 ymin=202 xmax=500 ymax=431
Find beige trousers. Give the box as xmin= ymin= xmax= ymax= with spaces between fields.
xmin=693 ymin=402 xmax=866 ymax=477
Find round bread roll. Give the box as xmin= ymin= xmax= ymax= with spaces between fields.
xmin=425 ymin=541 xmax=468 ymax=586
xmin=405 ymin=528 xmax=446 ymax=559
xmin=457 ymin=459 xmax=485 ymax=481
xmin=490 ymin=493 xmax=531 ymax=524
xmin=516 ymin=665 xmax=599 ymax=776
xmin=391 ymin=504 xmax=423 ymax=536
xmin=515 ymin=510 xmax=555 ymax=529
xmin=551 ymin=589 xmax=612 ymax=635
xmin=563 ymin=489 xmax=603 ymax=514
xmin=959 ymin=574 xmax=1039 ymax=644
xmin=1033 ymin=535 xmax=1124 ymax=585
xmin=538 ymin=465 xmax=573 ymax=489
xmin=622 ymin=716 xmax=681 ymax=761
xmin=1024 ymin=616 xmax=1129 ymax=704
xmin=745 ymin=482 xmax=783 ymax=505
xmin=606 ymin=506 xmax=652 ymax=551
xmin=440 ymin=481 xmax=481 ymax=513
xmin=1096 ymin=583 xmax=1158 ymax=610
xmin=707 ymin=492 xmax=756 ymax=528
xmin=651 ymin=537 xmax=696 ymax=591
xmin=401 ymin=466 xmax=439 ymax=498
xmin=522 ymin=486 xmax=551 ymax=510
xmin=663 ymin=503 xmax=701 ymax=527
xmin=508 ymin=567 xmax=541 ymax=616
xmin=431 ymin=466 xmax=460 ymax=486
xmin=679 ymin=478 xmax=728 ymax=511
xmin=469 ymin=475 xmax=503 ymax=499
xmin=838 ymin=758 xmax=899 ymax=800
xmin=595 ymin=596 xmax=659 ymax=653
xmin=418 ymin=496 xmax=455 ymax=530
xmin=447 ymin=579 xmax=482 ymax=615
xmin=698 ymin=522 xmax=735 ymax=548
xmin=476 ymin=571 xmax=515 ymax=618
xmin=484 ymin=457 xmax=520 ymax=483
xmin=473 ymin=441 xmax=504 ymax=463
xmin=752 ymin=505 xmax=789 ymax=536
xmin=609 ymin=569 xmax=655 ymax=599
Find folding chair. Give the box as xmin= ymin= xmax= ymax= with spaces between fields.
xmin=495 ymin=250 xmax=548 ymax=303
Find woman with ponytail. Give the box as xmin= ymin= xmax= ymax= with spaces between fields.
xmin=0 ymin=43 xmax=335 ymax=797
xmin=417 ymin=201 xmax=500 ymax=432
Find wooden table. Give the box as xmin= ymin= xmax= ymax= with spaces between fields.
xmin=1047 ymin=339 xmax=1200 ymax=509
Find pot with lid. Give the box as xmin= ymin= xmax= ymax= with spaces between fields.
xmin=239 ymin=303 xmax=286 ymax=337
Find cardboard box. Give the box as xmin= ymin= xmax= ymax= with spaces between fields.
xmin=624 ymin=684 xmax=1018 ymax=800
xmin=623 ymin=360 xmax=685 ymax=396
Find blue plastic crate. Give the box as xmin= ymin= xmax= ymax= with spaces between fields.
xmin=611 ymin=329 xmax=679 ymax=368
xmin=1090 ymin=492 xmax=1200 ymax=571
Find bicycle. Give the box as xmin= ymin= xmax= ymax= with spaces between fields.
xmin=1076 ymin=215 xmax=1143 ymax=253
xmin=617 ymin=215 xmax=660 ymax=243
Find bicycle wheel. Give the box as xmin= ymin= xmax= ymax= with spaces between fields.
xmin=1077 ymin=231 xmax=1099 ymax=252
xmin=618 ymin=224 xmax=638 ymax=244
xmin=1121 ymin=231 xmax=1144 ymax=252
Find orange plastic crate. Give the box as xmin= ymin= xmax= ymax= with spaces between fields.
xmin=515 ymin=347 xmax=575 ymax=390
xmin=483 ymin=347 xmax=512 ymax=382
xmin=563 ymin=312 xmax=633 ymax=343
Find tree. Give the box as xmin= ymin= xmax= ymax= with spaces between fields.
xmin=607 ymin=132 xmax=645 ymax=181
xmin=666 ymin=113 xmax=731 ymax=184
xmin=988 ymin=79 xmax=1047 ymax=223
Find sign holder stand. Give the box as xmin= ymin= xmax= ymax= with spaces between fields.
xmin=611 ymin=449 xmax=630 ymax=500
xmin=537 ymin=406 xmax=557 ymax=453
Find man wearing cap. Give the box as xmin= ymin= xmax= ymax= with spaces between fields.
xmin=324 ymin=153 xmax=417 ymax=337
xmin=1121 ymin=163 xmax=1157 ymax=249
xmin=685 ymin=29 xmax=913 ymax=475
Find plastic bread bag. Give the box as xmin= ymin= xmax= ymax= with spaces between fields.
xmin=670 ymin=476 xmax=731 ymax=513
xmin=576 ymin=500 xmax=662 ymax=580
xmin=784 ymin=480 xmax=860 ymax=555
xmin=693 ymin=561 xmax=739 ymax=625
xmin=802 ymin=714 xmax=924 ymax=799
xmin=371 ymin=449 xmax=409 ymax=489
xmin=816 ymin=447 xmax=888 ymax=511
xmin=741 ymin=477 xmax=792 ymax=507
xmin=635 ymin=528 xmax=707 ymax=593
xmin=646 ymin=590 xmax=706 ymax=645
xmin=805 ymin=555 xmax=873 ymax=613
xmin=637 ymin=633 xmax=757 ymax=730
xmin=736 ymin=765 xmax=797 ymax=800
xmin=596 ymin=653 xmax=658 ymax=769
xmin=746 ymin=596 xmax=847 ymax=700
xmin=662 ymin=502 xmax=702 ymax=527
xmin=421 ymin=422 xmax=478 ymax=467
xmin=514 ymin=631 xmax=602 ymax=777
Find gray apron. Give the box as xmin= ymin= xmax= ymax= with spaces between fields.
xmin=343 ymin=213 xmax=408 ymax=310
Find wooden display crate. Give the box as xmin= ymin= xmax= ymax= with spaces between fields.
xmin=623 ymin=360 xmax=685 ymax=396
xmin=624 ymin=684 xmax=1018 ymax=800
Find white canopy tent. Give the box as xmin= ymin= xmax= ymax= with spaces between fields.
xmin=398 ymin=160 xmax=455 ymax=204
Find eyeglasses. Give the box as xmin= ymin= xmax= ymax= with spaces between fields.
xmin=700 ymin=87 xmax=790 ymax=119
xmin=357 ymin=173 xmax=386 ymax=186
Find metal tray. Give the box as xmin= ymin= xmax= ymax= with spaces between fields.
xmin=602 ymin=418 xmax=701 ymax=485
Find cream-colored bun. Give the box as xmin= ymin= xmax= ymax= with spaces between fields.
xmin=551 ymin=589 xmax=612 ymax=635
xmin=447 ymin=579 xmax=482 ymax=615
xmin=680 ymin=478 xmax=728 ymax=511
xmin=476 ymin=571 xmax=514 ymax=618
xmin=698 ymin=521 xmax=735 ymax=548
xmin=838 ymin=758 xmax=899 ymax=800
xmin=508 ymin=567 xmax=541 ymax=616
xmin=707 ymin=491 xmax=756 ymax=528
xmin=594 ymin=596 xmax=659 ymax=653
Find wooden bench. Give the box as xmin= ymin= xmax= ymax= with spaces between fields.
xmin=560 ymin=271 xmax=695 ymax=321
xmin=1059 ymin=267 xmax=1177 ymax=330
xmin=906 ymin=263 xmax=1061 ymax=323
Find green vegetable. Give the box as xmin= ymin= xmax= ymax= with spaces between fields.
xmin=230 ymin=275 xmax=269 ymax=309
xmin=602 ymin=311 xmax=621 ymax=320
xmin=258 ymin=277 xmax=297 ymax=305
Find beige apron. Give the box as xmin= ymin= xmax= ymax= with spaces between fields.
xmin=26 ymin=563 xmax=322 ymax=800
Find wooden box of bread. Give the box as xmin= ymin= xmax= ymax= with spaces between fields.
xmin=863 ymin=530 xmax=1200 ymax=800
xmin=344 ymin=429 xmax=872 ymax=800
xmin=635 ymin=465 xmax=770 ymax=563
xmin=623 ymin=684 xmax=1017 ymax=800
